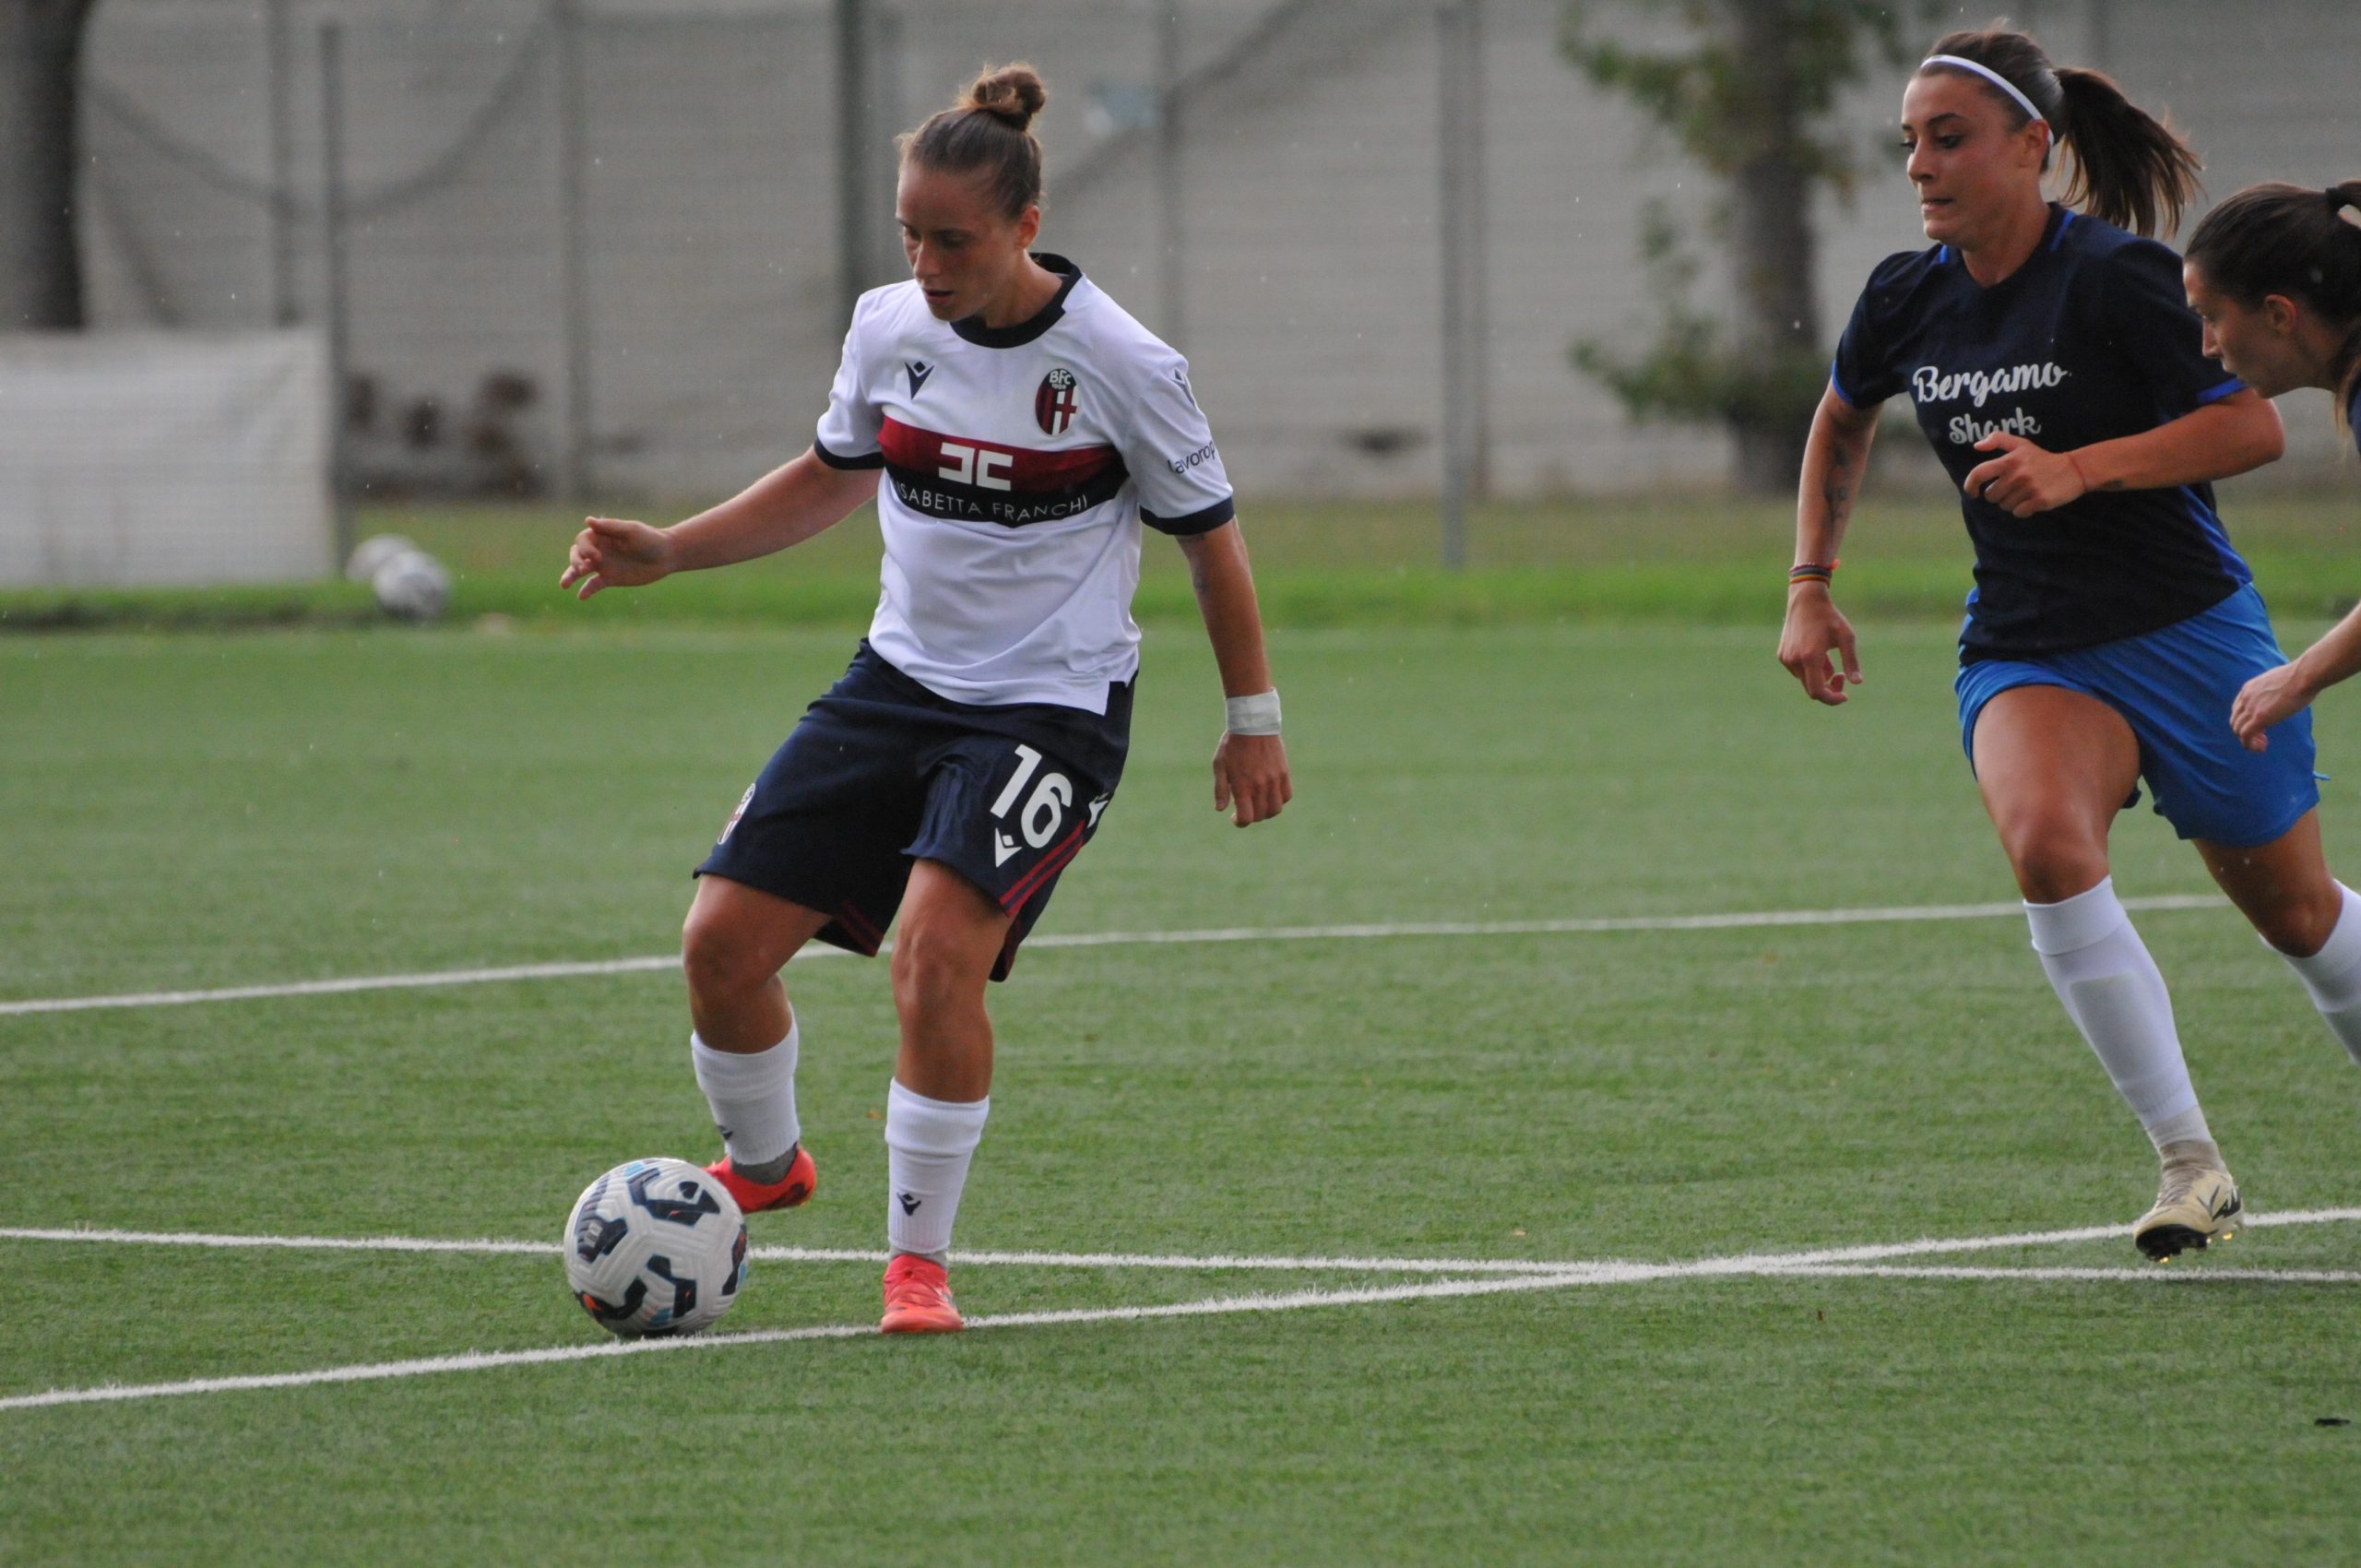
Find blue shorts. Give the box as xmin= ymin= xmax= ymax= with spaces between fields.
xmin=1955 ymin=584 xmax=2318 ymax=849
xmin=697 ymin=642 xmax=1130 ymax=981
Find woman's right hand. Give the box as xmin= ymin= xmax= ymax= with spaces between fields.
xmin=2229 ymin=660 xmax=2319 ymax=753
xmin=1776 ymin=586 xmax=1862 ymax=706
xmin=560 ymin=517 xmax=677 ymax=600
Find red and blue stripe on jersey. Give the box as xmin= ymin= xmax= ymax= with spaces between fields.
xmin=877 ymin=416 xmax=1128 ymax=529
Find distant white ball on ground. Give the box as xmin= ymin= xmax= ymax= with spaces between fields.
xmin=371 ymin=548 xmax=451 ymax=623
xmin=564 ymin=1157 xmax=748 ymax=1338
xmin=344 ymin=533 xmax=418 ymax=584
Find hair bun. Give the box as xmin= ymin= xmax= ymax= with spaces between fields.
xmin=966 ymin=63 xmax=1047 ymax=132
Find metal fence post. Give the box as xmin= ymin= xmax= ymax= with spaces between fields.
xmin=317 ymin=19 xmax=354 ymax=568
xmin=1156 ymin=3 xmax=1185 ymax=350
xmin=555 ymin=0 xmax=593 ymax=498
xmin=836 ymin=0 xmax=872 ymax=326
xmin=1435 ymin=0 xmax=1479 ymax=570
xmin=1463 ymin=0 xmax=1489 ymax=502
xmin=264 ymin=0 xmax=298 ymax=327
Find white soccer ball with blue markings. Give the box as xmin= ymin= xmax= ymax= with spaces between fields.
xmin=563 ymin=1157 xmax=748 ymax=1338
xmin=370 ymin=547 xmax=451 ymax=623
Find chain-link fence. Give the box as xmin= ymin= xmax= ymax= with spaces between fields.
xmin=77 ymin=0 xmax=2361 ymax=517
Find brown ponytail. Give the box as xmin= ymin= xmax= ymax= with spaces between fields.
xmin=2049 ymin=66 xmax=2201 ymax=239
xmin=1920 ymin=28 xmax=2201 ymax=238
xmin=2189 ymin=179 xmax=2361 ymax=426
xmin=897 ymin=64 xmax=1049 ymax=220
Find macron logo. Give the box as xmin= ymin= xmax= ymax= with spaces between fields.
xmin=898 ymin=1193 xmax=922 ymax=1216
xmin=994 ymin=830 xmax=1021 ymax=867
xmin=906 ymin=361 xmax=934 ymax=397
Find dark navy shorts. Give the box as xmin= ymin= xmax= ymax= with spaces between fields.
xmin=697 ymin=642 xmax=1131 ymax=981
xmin=1956 ymin=583 xmax=2319 ymax=849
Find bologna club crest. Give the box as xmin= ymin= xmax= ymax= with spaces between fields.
xmin=1036 ymin=367 xmax=1079 ymax=435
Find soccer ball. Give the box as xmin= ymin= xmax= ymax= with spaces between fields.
xmin=343 ymin=532 xmax=418 ymax=584
xmin=563 ymin=1157 xmax=748 ymax=1337
xmin=370 ymin=547 xmax=451 ymax=623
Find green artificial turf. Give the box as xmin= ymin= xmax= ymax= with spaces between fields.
xmin=5 ymin=624 xmax=2361 ymax=1565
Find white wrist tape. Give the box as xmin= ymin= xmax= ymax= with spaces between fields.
xmin=1225 ymin=690 xmax=1282 ymax=736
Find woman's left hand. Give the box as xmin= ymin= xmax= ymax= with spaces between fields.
xmin=1214 ymin=732 xmax=1291 ymax=827
xmin=1964 ymin=433 xmax=2089 ymax=517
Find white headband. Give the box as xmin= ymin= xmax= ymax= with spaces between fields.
xmin=1921 ymin=54 xmax=2047 ymax=127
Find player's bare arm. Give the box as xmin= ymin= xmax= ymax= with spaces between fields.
xmin=1177 ymin=519 xmax=1292 ymax=827
xmin=560 ymin=447 xmax=878 ymax=600
xmin=1777 ymin=386 xmax=1879 ymax=706
xmin=2233 ymin=605 xmax=2361 ymax=752
xmin=1963 ymin=390 xmax=2283 ymax=517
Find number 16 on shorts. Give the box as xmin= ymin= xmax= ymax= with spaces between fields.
xmin=981 ymin=742 xmax=1110 ymax=910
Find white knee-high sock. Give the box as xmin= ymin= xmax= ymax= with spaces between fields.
xmin=2271 ymin=881 xmax=2361 ymax=1068
xmin=884 ymin=1078 xmax=989 ymax=1264
xmin=691 ymin=1020 xmax=801 ymax=1170
xmin=2025 ymin=878 xmax=2212 ymax=1151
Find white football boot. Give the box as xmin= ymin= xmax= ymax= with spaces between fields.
xmin=2131 ymin=1140 xmax=2242 ymax=1262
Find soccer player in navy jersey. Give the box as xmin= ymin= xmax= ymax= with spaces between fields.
xmin=562 ymin=65 xmax=1291 ymax=1332
xmin=1776 ymin=28 xmax=2348 ymax=1261
xmin=2184 ymin=183 xmax=2361 ymax=749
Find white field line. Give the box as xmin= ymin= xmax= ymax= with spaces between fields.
xmin=0 ymin=1226 xmax=1555 ymax=1273
xmin=0 ymin=1272 xmax=1594 ymax=1411
xmin=5 ymin=1206 xmax=2355 ymax=1413
xmin=0 ymin=894 xmax=2225 ymax=1018
xmin=6 ymin=1206 xmax=2354 ymax=1277
xmin=1774 ymin=1264 xmax=2361 ymax=1286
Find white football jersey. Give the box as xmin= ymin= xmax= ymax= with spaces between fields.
xmin=814 ymin=255 xmax=1234 ymax=713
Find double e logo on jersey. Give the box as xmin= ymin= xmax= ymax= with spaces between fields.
xmin=939 ymin=442 xmax=1014 ymax=491
xmin=1911 ymin=358 xmax=2070 ymax=447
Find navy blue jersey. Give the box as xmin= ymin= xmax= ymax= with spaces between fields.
xmin=2348 ymin=379 xmax=2360 ymax=459
xmin=1833 ymin=205 xmax=2249 ymax=659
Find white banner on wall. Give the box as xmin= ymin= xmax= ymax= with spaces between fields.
xmin=0 ymin=330 xmax=331 ymax=588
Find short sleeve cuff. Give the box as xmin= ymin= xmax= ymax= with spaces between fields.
xmin=1141 ymin=494 xmax=1235 ymax=537
xmin=1828 ymin=362 xmax=1858 ymax=408
xmin=2191 ymin=375 xmax=2246 ymax=408
xmin=813 ymin=437 xmax=884 ymax=470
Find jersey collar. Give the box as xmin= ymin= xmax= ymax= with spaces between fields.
xmin=950 ymin=254 xmax=1083 ymax=348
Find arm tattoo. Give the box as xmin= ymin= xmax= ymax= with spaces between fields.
xmin=1819 ymin=428 xmax=1859 ymax=533
xmin=1180 ymin=540 xmax=1213 ymax=601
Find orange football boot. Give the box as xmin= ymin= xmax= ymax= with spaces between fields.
xmin=879 ymin=1253 xmax=964 ymax=1334
xmin=705 ymin=1146 xmax=816 ymax=1214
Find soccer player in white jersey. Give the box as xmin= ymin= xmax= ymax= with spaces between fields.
xmin=562 ymin=64 xmax=1291 ymax=1332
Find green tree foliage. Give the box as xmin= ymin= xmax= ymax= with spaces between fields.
xmin=1563 ymin=0 xmax=1908 ymax=492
